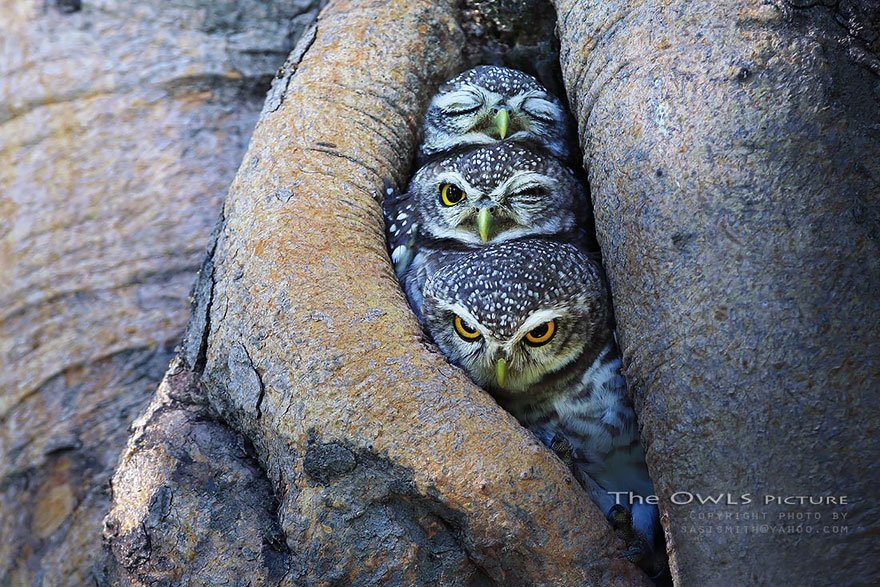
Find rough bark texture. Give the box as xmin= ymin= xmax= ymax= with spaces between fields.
xmin=555 ymin=0 xmax=880 ymax=584
xmin=0 ymin=1 xmax=319 ymax=583
xmin=102 ymin=358 xmax=291 ymax=586
xmin=103 ymin=0 xmax=650 ymax=585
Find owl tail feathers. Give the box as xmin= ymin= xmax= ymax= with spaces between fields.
xmin=540 ymin=431 xmax=670 ymax=583
xmin=608 ymin=502 xmax=670 ymax=585
xmin=568 ymin=460 xmax=668 ymax=584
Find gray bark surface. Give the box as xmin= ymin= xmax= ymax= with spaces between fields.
xmin=102 ymin=359 xmax=291 ymax=586
xmin=8 ymin=0 xmax=877 ymax=584
xmin=0 ymin=0 xmax=319 ymax=583
xmin=554 ymin=0 xmax=880 ymax=584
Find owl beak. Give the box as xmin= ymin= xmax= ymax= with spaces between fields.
xmin=477 ymin=208 xmax=493 ymax=242
xmin=495 ymin=358 xmax=508 ymax=388
xmin=493 ymin=108 xmax=510 ymax=139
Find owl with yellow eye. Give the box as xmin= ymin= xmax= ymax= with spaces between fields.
xmin=383 ymin=141 xmax=588 ymax=318
xmin=422 ymin=238 xmax=663 ymax=574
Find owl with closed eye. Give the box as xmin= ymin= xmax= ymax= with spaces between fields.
xmin=419 ymin=65 xmax=576 ymax=164
xmin=421 ymin=238 xmax=664 ymax=576
xmin=384 ymin=142 xmax=589 ymax=318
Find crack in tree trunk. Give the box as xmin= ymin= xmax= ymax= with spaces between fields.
xmin=6 ymin=0 xmax=876 ymax=584
xmin=103 ymin=0 xmax=650 ymax=584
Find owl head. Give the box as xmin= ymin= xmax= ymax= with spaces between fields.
xmin=420 ymin=65 xmax=575 ymax=163
xmin=422 ymin=239 xmax=611 ymax=396
xmin=406 ymin=142 xmax=585 ymax=246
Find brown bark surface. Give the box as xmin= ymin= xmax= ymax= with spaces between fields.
xmin=103 ymin=0 xmax=651 ymax=585
xmin=15 ymin=0 xmax=876 ymax=583
xmin=102 ymin=358 xmax=291 ymax=585
xmin=0 ymin=1 xmax=319 ymax=583
xmin=555 ymin=0 xmax=880 ymax=584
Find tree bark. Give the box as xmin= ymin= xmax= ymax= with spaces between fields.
xmin=10 ymin=0 xmax=876 ymax=584
xmin=0 ymin=0 xmax=319 ymax=583
xmin=102 ymin=0 xmax=650 ymax=585
xmin=555 ymin=0 xmax=880 ymax=584
xmin=102 ymin=358 xmax=292 ymax=585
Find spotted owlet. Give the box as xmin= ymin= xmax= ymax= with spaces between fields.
xmin=421 ymin=238 xmax=662 ymax=573
xmin=419 ymin=65 xmax=576 ymax=164
xmin=383 ymin=142 xmax=589 ymax=318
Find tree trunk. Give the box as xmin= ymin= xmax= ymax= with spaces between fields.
xmin=101 ymin=0 xmax=651 ymax=585
xmin=6 ymin=0 xmax=877 ymax=585
xmin=555 ymin=0 xmax=880 ymax=584
xmin=0 ymin=0 xmax=319 ymax=584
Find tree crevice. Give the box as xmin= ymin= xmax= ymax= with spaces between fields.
xmin=103 ymin=0 xmax=651 ymax=584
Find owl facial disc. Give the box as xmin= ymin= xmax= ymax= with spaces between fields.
xmin=422 ymin=239 xmax=609 ymax=394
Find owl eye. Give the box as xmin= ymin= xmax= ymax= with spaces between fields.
xmin=453 ymin=315 xmax=482 ymax=341
xmin=440 ymin=183 xmax=466 ymax=206
xmin=512 ymin=186 xmax=547 ymax=200
xmin=522 ymin=97 xmax=558 ymax=124
xmin=443 ymin=104 xmax=481 ymax=116
xmin=525 ymin=111 xmax=556 ymax=124
xmin=524 ymin=320 xmax=556 ymax=346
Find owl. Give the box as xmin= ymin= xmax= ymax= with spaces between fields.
xmin=419 ymin=65 xmax=576 ymax=164
xmin=384 ymin=142 xmax=589 ymax=318
xmin=421 ymin=238 xmax=662 ymax=573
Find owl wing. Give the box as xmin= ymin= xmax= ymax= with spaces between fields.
xmin=382 ymin=182 xmax=420 ymax=276
xmin=585 ymin=374 xmax=655 ymax=498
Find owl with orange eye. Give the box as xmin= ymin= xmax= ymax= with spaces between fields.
xmin=383 ymin=141 xmax=589 ymax=318
xmin=421 ymin=238 xmax=663 ymax=575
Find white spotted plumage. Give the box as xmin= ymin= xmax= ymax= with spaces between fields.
xmin=421 ymin=239 xmax=660 ymax=564
xmin=419 ymin=65 xmax=577 ymax=164
xmin=384 ymin=63 xmax=663 ymax=579
xmin=382 ymin=142 xmax=588 ymax=318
